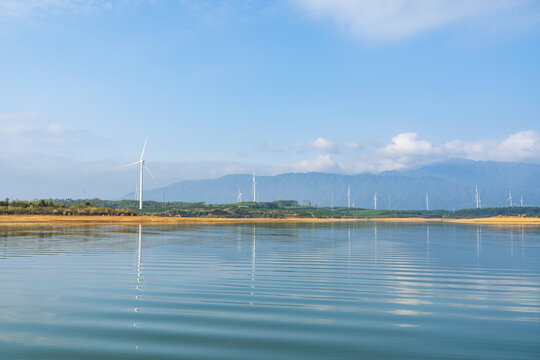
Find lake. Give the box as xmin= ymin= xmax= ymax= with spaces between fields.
xmin=0 ymin=223 xmax=539 ymax=359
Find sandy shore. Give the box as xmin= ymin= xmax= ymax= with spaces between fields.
xmin=0 ymin=215 xmax=539 ymax=226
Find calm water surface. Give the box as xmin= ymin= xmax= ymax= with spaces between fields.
xmin=0 ymin=223 xmax=539 ymax=359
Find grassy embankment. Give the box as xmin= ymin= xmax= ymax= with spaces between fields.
xmin=0 ymin=199 xmax=135 ymax=216
xmin=54 ymin=199 xmax=540 ymax=219
xmin=1 ymin=199 xmax=539 ymax=225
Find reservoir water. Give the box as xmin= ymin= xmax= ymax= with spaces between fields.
xmin=0 ymin=223 xmax=539 ymax=359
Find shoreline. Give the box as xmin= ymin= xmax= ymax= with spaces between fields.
xmin=0 ymin=215 xmax=539 ymax=226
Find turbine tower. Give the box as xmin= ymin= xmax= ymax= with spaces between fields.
xmin=347 ymin=186 xmax=351 ymax=208
xmin=426 ymin=192 xmax=429 ymax=211
xmin=123 ymin=138 xmax=154 ymax=210
xmin=520 ymin=195 xmax=524 ymax=207
xmin=237 ymin=186 xmax=243 ymax=203
xmin=252 ymin=174 xmax=257 ymax=202
xmin=374 ymin=193 xmax=377 ymax=210
xmin=475 ymin=185 xmax=480 ymax=209
xmin=507 ymin=190 xmax=513 ymax=207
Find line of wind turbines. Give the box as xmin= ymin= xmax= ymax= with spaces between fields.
xmin=328 ymin=185 xmax=523 ymax=211
xmin=122 ymin=139 xmax=526 ymax=210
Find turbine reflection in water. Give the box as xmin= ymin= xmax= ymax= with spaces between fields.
xmin=134 ymin=225 xmax=143 ymax=331
xmin=476 ymin=226 xmax=482 ymax=259
xmin=251 ymin=226 xmax=256 ymax=303
xmin=374 ymin=223 xmax=378 ymax=268
xmin=426 ymin=223 xmax=430 ymax=259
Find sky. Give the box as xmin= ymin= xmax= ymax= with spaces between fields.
xmin=1 ymin=0 xmax=540 ymax=199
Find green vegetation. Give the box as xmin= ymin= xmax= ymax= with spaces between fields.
xmin=0 ymin=199 xmax=135 ymax=216
xmin=1 ymin=198 xmax=538 ymax=218
xmin=48 ymin=199 xmax=540 ymax=219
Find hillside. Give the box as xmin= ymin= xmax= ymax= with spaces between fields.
xmin=127 ymin=159 xmax=540 ymax=210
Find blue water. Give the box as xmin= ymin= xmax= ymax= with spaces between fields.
xmin=0 ymin=223 xmax=539 ymax=359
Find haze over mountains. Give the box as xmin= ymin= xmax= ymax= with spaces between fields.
xmin=128 ymin=159 xmax=540 ymax=210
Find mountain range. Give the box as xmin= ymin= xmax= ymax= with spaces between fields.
xmin=126 ymin=159 xmax=540 ymax=210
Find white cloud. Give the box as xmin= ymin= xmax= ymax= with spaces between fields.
xmin=291 ymin=0 xmax=538 ymax=41
xmin=288 ymin=130 xmax=540 ymax=174
xmin=443 ymin=130 xmax=540 ymax=162
xmin=0 ymin=113 xmax=78 ymax=136
xmin=308 ymin=137 xmax=337 ymax=152
xmin=497 ymin=130 xmax=540 ymax=160
xmin=292 ymin=154 xmax=337 ymax=172
xmin=347 ymin=130 xmax=540 ymax=173
xmin=380 ymin=132 xmax=433 ymax=156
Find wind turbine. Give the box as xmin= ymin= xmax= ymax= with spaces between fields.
xmin=475 ymin=185 xmax=480 ymax=209
xmin=426 ymin=192 xmax=429 ymax=211
xmin=507 ymin=190 xmax=513 ymax=207
xmin=252 ymin=174 xmax=257 ymax=202
xmin=520 ymin=195 xmax=524 ymax=207
xmin=374 ymin=193 xmax=377 ymax=210
xmin=123 ymin=138 xmax=154 ymax=210
xmin=347 ymin=186 xmax=351 ymax=208
xmin=237 ymin=186 xmax=243 ymax=203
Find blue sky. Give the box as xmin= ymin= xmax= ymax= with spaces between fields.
xmin=1 ymin=0 xmax=540 ymax=199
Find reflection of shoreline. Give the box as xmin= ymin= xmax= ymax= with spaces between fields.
xmin=1 ymin=215 xmax=540 ymax=226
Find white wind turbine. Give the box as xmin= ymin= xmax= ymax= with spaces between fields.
xmin=252 ymin=174 xmax=257 ymax=202
xmin=237 ymin=185 xmax=243 ymax=203
xmin=134 ymin=182 xmax=139 ymax=201
xmin=123 ymin=138 xmax=154 ymax=210
xmin=507 ymin=190 xmax=513 ymax=207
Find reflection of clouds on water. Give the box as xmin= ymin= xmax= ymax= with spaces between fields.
xmin=365 ymin=224 xmax=540 ymax=327
xmin=0 ymin=331 xmax=56 ymax=346
xmin=387 ymin=309 xmax=432 ymax=316
xmin=389 ymin=298 xmax=432 ymax=306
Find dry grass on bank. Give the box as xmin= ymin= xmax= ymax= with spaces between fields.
xmin=0 ymin=215 xmax=539 ymax=226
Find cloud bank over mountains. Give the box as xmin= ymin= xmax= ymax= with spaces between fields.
xmin=294 ymin=130 xmax=540 ymax=173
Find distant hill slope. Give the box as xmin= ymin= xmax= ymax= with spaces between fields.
xmin=126 ymin=159 xmax=540 ymax=210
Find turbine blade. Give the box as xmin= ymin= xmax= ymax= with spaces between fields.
xmin=140 ymin=137 xmax=148 ymax=161
xmin=121 ymin=161 xmax=140 ymax=167
xmin=143 ymin=164 xmax=155 ymax=179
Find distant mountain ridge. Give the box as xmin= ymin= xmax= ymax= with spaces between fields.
xmin=125 ymin=159 xmax=540 ymax=210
